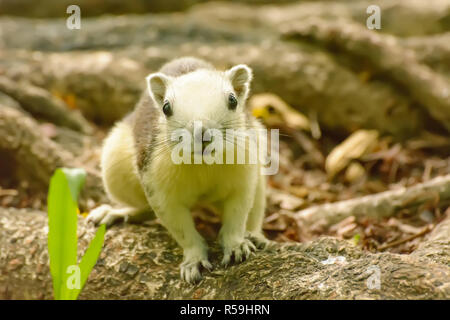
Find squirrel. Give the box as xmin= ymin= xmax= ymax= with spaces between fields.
xmin=88 ymin=57 xmax=269 ymax=283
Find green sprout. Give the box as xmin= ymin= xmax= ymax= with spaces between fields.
xmin=352 ymin=233 xmax=361 ymax=246
xmin=47 ymin=168 xmax=105 ymax=300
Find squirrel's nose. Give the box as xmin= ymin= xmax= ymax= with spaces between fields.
xmin=193 ymin=127 xmax=214 ymax=153
xmin=193 ymin=127 xmax=206 ymax=142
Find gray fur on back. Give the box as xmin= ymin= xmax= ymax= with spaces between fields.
xmin=159 ymin=57 xmax=214 ymax=77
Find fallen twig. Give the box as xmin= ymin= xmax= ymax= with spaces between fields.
xmin=378 ymin=225 xmax=433 ymax=251
xmin=295 ymin=175 xmax=450 ymax=229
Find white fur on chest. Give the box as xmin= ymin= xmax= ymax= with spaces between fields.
xmin=144 ymin=150 xmax=257 ymax=209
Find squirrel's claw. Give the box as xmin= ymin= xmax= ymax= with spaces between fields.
xmin=246 ymin=231 xmax=270 ymax=250
xmin=180 ymin=258 xmax=212 ymax=284
xmin=221 ymin=238 xmax=256 ymax=267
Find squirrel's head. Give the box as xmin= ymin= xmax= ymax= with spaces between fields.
xmin=146 ymin=64 xmax=253 ymax=136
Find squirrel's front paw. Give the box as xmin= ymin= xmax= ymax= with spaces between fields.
xmin=220 ymin=237 xmax=256 ymax=266
xmin=87 ymin=204 xmax=113 ymax=225
xmin=180 ymin=248 xmax=212 ymax=284
xmin=87 ymin=205 xmax=132 ymax=227
xmin=87 ymin=204 xmax=115 ymax=226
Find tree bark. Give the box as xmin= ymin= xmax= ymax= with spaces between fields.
xmin=0 ymin=207 xmax=448 ymax=299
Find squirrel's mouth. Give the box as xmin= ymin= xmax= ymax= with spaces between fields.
xmin=192 ymin=141 xmax=216 ymax=155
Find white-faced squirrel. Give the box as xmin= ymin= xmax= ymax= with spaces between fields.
xmin=88 ymin=57 xmax=269 ymax=283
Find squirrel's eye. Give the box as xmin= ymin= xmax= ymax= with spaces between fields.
xmin=162 ymin=101 xmax=172 ymax=117
xmin=228 ymin=93 xmax=238 ymax=110
xmin=267 ymin=105 xmax=276 ymax=114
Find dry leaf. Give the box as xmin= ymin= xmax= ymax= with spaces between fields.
xmin=326 ymin=129 xmax=379 ymax=178
xmin=249 ymin=93 xmax=310 ymax=131
xmin=269 ymin=188 xmax=304 ymax=210
xmin=345 ymin=161 xmax=366 ymax=183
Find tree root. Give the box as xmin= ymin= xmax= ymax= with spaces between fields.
xmin=281 ymin=18 xmax=450 ymax=132
xmin=0 ymin=207 xmax=448 ymax=299
xmin=0 ymin=76 xmax=92 ymax=134
xmin=0 ymin=105 xmax=105 ymax=203
xmin=0 ymin=44 xmax=423 ymax=137
xmin=1 ymin=1 xmax=448 ymax=136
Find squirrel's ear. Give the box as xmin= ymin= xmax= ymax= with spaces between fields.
xmin=146 ymin=73 xmax=172 ymax=105
xmin=225 ymin=64 xmax=253 ymax=99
